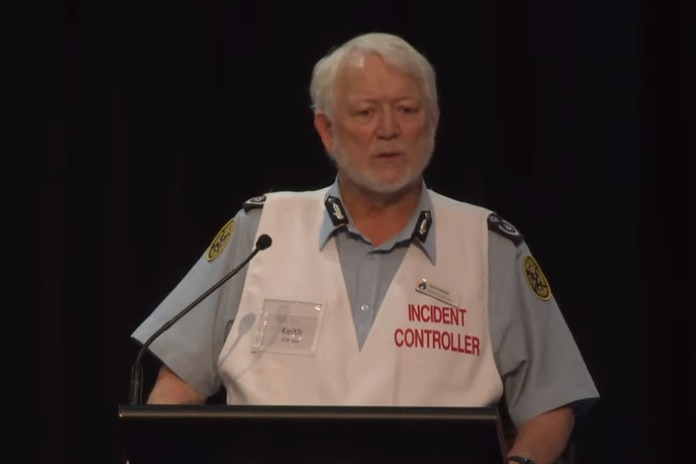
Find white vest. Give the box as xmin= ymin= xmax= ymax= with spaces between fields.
xmin=218 ymin=188 xmax=503 ymax=407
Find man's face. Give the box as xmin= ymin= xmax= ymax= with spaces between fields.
xmin=315 ymin=53 xmax=439 ymax=195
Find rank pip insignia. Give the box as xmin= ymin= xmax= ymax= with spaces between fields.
xmin=413 ymin=210 xmax=432 ymax=242
xmin=206 ymin=217 xmax=236 ymax=261
xmin=243 ymin=194 xmax=266 ymax=212
xmin=523 ymin=255 xmax=552 ymax=301
xmin=488 ymin=213 xmax=524 ymax=246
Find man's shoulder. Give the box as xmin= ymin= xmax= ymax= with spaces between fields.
xmin=486 ymin=212 xmax=525 ymax=246
xmin=427 ymin=189 xmax=494 ymax=219
xmin=242 ymin=194 xmax=267 ymax=212
xmin=242 ymin=187 xmax=331 ymax=213
xmin=427 ymin=190 xmax=524 ymax=246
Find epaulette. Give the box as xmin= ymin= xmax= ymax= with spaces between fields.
xmin=487 ymin=212 xmax=524 ymax=246
xmin=243 ymin=194 xmax=266 ymax=212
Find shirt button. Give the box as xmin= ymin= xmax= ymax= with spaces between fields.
xmin=360 ymin=304 xmax=370 ymax=312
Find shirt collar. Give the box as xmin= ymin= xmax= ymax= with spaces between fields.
xmin=318 ymin=177 xmax=437 ymax=264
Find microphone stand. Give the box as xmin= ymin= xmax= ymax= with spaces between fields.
xmin=128 ymin=234 xmax=272 ymax=405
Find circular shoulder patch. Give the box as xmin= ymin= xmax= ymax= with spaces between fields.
xmin=523 ymin=255 xmax=552 ymax=301
xmin=206 ymin=218 xmax=236 ymax=262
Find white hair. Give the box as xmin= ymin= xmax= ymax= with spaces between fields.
xmin=309 ymin=32 xmax=438 ymax=121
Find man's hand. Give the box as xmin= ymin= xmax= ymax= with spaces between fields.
xmin=146 ymin=365 xmax=207 ymax=404
xmin=506 ymin=405 xmax=574 ymax=464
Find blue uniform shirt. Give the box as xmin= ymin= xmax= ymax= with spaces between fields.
xmin=321 ymin=181 xmax=437 ymax=349
xmin=132 ymin=178 xmax=599 ymax=428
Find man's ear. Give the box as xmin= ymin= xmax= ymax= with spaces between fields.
xmin=314 ymin=112 xmax=334 ymax=153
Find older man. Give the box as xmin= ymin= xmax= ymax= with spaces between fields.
xmin=132 ymin=32 xmax=599 ymax=464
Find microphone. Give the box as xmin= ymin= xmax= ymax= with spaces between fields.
xmin=128 ymin=233 xmax=273 ymax=405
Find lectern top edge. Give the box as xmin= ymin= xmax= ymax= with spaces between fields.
xmin=118 ymin=404 xmax=501 ymax=422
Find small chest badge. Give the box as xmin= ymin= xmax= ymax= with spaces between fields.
xmin=415 ymin=279 xmax=458 ymax=307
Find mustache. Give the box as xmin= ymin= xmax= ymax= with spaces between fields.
xmin=369 ymin=143 xmax=408 ymax=155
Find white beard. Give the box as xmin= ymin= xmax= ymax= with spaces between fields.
xmin=329 ymin=133 xmax=435 ymax=194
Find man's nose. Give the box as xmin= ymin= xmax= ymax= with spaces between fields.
xmin=376 ymin=110 xmax=399 ymax=139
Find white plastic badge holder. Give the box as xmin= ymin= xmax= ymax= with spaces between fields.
xmin=251 ymin=299 xmax=324 ymax=356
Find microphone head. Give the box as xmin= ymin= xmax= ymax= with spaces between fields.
xmin=256 ymin=234 xmax=272 ymax=250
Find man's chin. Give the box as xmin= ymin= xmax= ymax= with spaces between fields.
xmin=354 ymin=174 xmax=421 ymax=196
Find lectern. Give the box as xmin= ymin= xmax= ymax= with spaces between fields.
xmin=118 ymin=404 xmax=508 ymax=464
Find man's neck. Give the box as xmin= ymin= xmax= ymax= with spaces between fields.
xmin=338 ymin=177 xmax=423 ymax=246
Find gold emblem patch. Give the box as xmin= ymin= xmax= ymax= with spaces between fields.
xmin=523 ymin=255 xmax=552 ymax=301
xmin=206 ymin=218 xmax=236 ymax=261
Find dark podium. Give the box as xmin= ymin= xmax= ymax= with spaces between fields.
xmin=118 ymin=404 xmax=508 ymax=464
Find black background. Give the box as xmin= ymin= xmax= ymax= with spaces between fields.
xmin=20 ymin=1 xmax=687 ymax=463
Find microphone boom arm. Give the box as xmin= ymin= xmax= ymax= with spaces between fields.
xmin=128 ymin=234 xmax=271 ymax=405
